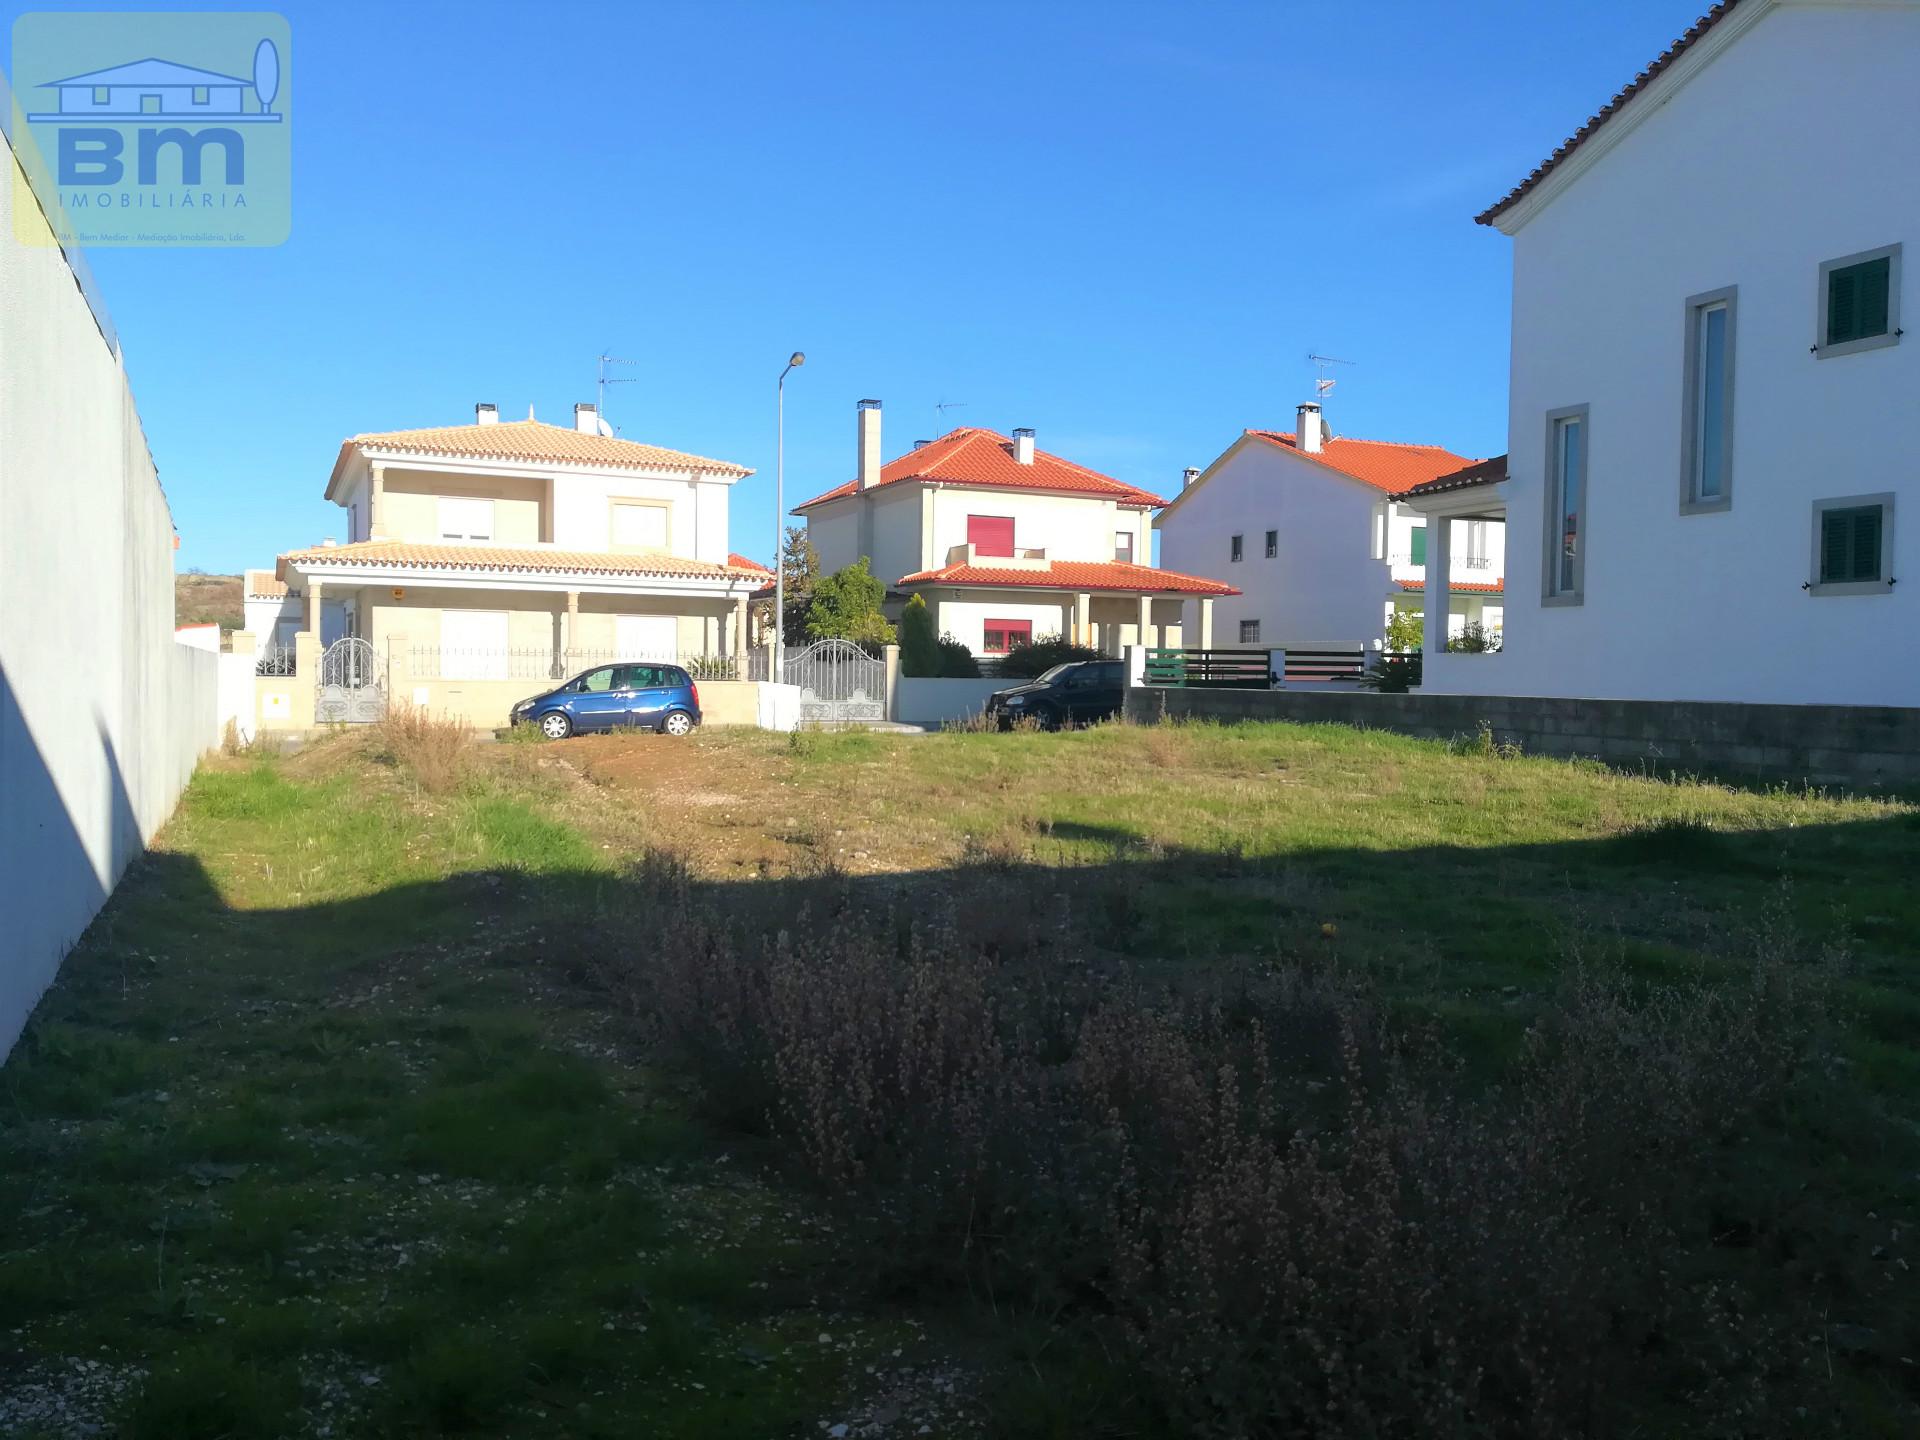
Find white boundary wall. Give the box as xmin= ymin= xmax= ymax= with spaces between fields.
xmin=892 ymin=677 xmax=1006 ymax=726
xmin=1 ymin=109 xmax=220 ymax=1058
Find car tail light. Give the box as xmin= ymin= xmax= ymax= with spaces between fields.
xmin=690 ymin=682 xmax=700 ymax=709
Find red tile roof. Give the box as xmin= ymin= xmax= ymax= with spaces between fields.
xmin=338 ymin=419 xmax=750 ymax=478
xmin=727 ymin=552 xmax=773 ymax=576
xmin=1245 ymin=430 xmax=1484 ymax=495
xmin=1399 ymin=454 xmax=1509 ymax=499
xmin=245 ymin=568 xmax=287 ymax=598
xmin=1478 ymin=2 xmax=1744 ymax=225
xmin=276 ymin=540 xmax=768 ymax=585
xmin=897 ymin=559 xmax=1237 ymax=596
xmin=795 ymin=427 xmax=1167 ymax=511
xmin=1396 ymin=578 xmax=1505 ymax=595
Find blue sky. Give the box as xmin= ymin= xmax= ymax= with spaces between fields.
xmin=6 ymin=0 xmax=1702 ymax=573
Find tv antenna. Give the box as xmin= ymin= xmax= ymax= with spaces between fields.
xmin=596 ymin=353 xmax=639 ymax=432
xmin=934 ymin=399 xmax=968 ymax=431
xmin=1306 ymin=353 xmax=1354 ymax=403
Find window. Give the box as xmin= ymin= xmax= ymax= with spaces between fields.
xmin=1230 ymin=534 xmax=1244 ymax=563
xmin=1114 ymin=530 xmax=1134 ymax=563
xmin=1264 ymin=529 xmax=1278 ymax=559
xmin=439 ymin=609 xmax=508 ymax=680
xmin=1238 ymin=619 xmax=1261 ymax=644
xmin=192 ymin=86 xmax=210 ymax=105
xmin=610 ymin=501 xmax=668 ymax=550
xmin=1542 ymin=405 xmax=1589 ymax=604
xmin=92 ymin=86 xmax=110 ymax=104
xmin=437 ymin=496 xmax=494 ymax=541
xmin=577 ymin=666 xmax=617 ymax=693
xmin=1818 ymin=245 xmax=1899 ymax=356
xmin=348 ymin=502 xmax=361 ymax=542
xmin=982 ymin=618 xmax=1033 ymax=655
xmin=967 ymin=514 xmax=1015 ymax=557
xmin=1409 ymin=524 xmax=1428 ymax=567
xmin=140 ymin=93 xmax=161 ymax=114
xmin=1809 ymin=494 xmax=1894 ymax=595
xmin=1681 ymin=287 xmax=1736 ymax=510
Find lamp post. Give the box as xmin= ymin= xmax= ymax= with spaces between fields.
xmin=775 ymin=351 xmax=805 ymax=681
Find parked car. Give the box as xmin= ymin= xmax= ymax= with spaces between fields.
xmin=510 ymin=663 xmax=701 ymax=739
xmin=984 ymin=660 xmax=1125 ymax=729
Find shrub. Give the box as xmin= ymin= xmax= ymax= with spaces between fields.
xmin=1385 ymin=608 xmax=1423 ymax=652
xmin=1359 ymin=651 xmax=1423 ymax=692
xmin=996 ymin=633 xmax=1099 ymax=679
xmin=374 ymin=704 xmax=471 ymax=793
xmin=806 ymin=559 xmax=896 ymax=647
xmin=934 ymin=634 xmax=979 ymax=677
xmin=899 ymin=594 xmax=940 ymax=676
xmin=1447 ymin=619 xmax=1503 ymax=653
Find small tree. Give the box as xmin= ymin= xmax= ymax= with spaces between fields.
xmin=1385 ymin=608 xmax=1423 ymax=654
xmin=899 ymin=594 xmax=940 ymax=676
xmin=1447 ymin=620 xmax=1502 ymax=654
xmin=806 ymin=558 xmax=896 ymax=647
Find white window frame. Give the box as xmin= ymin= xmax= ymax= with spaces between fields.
xmin=439 ymin=609 xmax=509 ymax=679
xmin=610 ymin=499 xmax=671 ymax=552
xmin=1113 ymin=530 xmax=1134 ymax=564
xmin=1680 ymin=286 xmax=1736 ymax=513
xmin=1808 ymin=493 xmax=1895 ymax=597
xmin=1541 ymin=404 xmax=1589 ymax=606
xmin=1238 ymin=618 xmax=1260 ymax=644
xmin=1815 ymin=243 xmax=1901 ymax=360
xmin=437 ymin=495 xmax=494 ymax=542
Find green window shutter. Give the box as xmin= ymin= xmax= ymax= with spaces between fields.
xmin=1828 ymin=267 xmax=1858 ymax=345
xmin=1858 ymin=257 xmax=1891 ymax=339
xmin=1410 ymin=525 xmax=1427 ymax=566
xmin=1827 ymin=257 xmax=1892 ymax=346
xmin=1821 ymin=505 xmax=1884 ymax=583
xmin=1851 ymin=506 xmax=1882 ymax=581
xmin=1821 ymin=511 xmax=1850 ymax=583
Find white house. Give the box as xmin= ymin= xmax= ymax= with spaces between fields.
xmin=1157 ymin=402 xmax=1499 ymax=652
xmin=796 ymin=400 xmax=1237 ymax=658
xmin=251 ymin=403 xmax=771 ymax=703
xmin=1416 ymin=0 xmax=1919 ymax=707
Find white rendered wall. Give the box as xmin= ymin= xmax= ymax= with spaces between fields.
xmin=1 ymin=125 xmax=220 ymax=1057
xmin=1463 ymin=1 xmax=1920 ymax=705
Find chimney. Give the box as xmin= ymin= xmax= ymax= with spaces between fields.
xmin=574 ymin=402 xmax=600 ymax=435
xmin=1296 ymin=401 xmax=1324 ymax=454
xmin=475 ymin=402 xmax=499 ymax=426
xmin=1013 ymin=427 xmax=1035 ymax=465
xmin=1183 ymin=466 xmax=1201 ymax=489
xmin=856 ymin=399 xmax=883 ymax=490
xmin=913 ymin=438 xmax=932 ymax=450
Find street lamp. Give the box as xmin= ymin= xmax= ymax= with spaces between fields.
xmin=775 ymin=351 xmax=805 ymax=681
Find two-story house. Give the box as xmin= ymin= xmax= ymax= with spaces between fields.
xmin=263 ymin=403 xmax=771 ymax=683
xmin=1415 ymin=0 xmax=1918 ymax=707
xmin=1156 ymin=402 xmax=1499 ymax=652
xmin=795 ymin=400 xmax=1236 ymax=659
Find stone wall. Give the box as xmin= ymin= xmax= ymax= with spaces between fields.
xmin=1124 ymin=686 xmax=1920 ymax=790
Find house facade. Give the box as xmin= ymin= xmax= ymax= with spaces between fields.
xmin=796 ymin=400 xmax=1236 ymax=658
xmin=1420 ymin=0 xmax=1919 ymax=706
xmin=255 ymin=403 xmax=771 ymax=705
xmin=1157 ymin=403 xmax=1500 ymax=652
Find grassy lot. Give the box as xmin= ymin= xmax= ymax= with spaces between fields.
xmin=4 ymin=718 xmax=1917 ymax=1436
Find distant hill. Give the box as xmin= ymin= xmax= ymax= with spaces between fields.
xmin=176 ymin=570 xmax=244 ymax=631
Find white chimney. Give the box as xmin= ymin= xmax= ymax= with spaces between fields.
xmin=574 ymin=402 xmax=599 ymax=435
xmin=1013 ymin=427 xmax=1035 ymax=465
xmin=1183 ymin=466 xmax=1201 ymax=489
xmin=856 ymin=399 xmax=882 ymax=491
xmin=1296 ymin=401 xmax=1324 ymax=454
xmin=475 ymin=402 xmax=499 ymax=426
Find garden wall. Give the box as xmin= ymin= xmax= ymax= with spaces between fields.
xmin=1124 ymin=686 xmax=1920 ymax=790
xmin=892 ymin=677 xmax=1006 ymax=726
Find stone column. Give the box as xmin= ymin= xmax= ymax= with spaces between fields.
xmin=1198 ymin=596 xmax=1214 ymax=649
xmin=1074 ymin=592 xmax=1091 ymax=647
xmin=731 ymin=593 xmax=748 ymax=660
xmin=565 ymin=590 xmax=580 ymax=670
xmin=1135 ymin=593 xmax=1153 ymax=651
xmin=1425 ymin=517 xmax=1451 ymax=662
xmin=882 ymin=643 xmax=901 ymax=722
xmin=368 ymin=464 xmax=387 ymax=539
xmin=303 ymin=579 xmax=324 ymax=642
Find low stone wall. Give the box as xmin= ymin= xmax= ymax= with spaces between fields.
xmin=1124 ymin=686 xmax=1920 ymax=790
xmin=893 ymin=676 xmax=1007 ymax=726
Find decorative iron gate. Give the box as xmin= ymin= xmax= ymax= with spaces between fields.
xmin=786 ymin=638 xmax=885 ymax=724
xmin=315 ymin=637 xmax=386 ymax=723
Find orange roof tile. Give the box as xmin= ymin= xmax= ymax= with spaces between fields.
xmin=1478 ymin=2 xmax=1744 ymax=225
xmin=245 ymin=569 xmax=287 ymax=598
xmin=1245 ymin=430 xmax=1484 ymax=496
xmin=727 ymin=552 xmax=773 ymax=576
xmin=897 ymin=559 xmax=1238 ymax=596
xmin=337 ymin=419 xmax=750 ymax=478
xmin=276 ymin=540 xmax=767 ymax=585
xmin=795 ymin=428 xmax=1167 ymax=511
xmin=1399 ymin=454 xmax=1509 ymax=499
xmin=1396 ymin=578 xmax=1505 ymax=594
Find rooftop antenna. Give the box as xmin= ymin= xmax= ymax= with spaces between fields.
xmin=596 ymin=352 xmax=639 ymax=432
xmin=1307 ymin=353 xmax=1354 ymax=406
xmin=934 ymin=399 xmax=968 ymax=432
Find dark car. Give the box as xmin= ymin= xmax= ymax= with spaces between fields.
xmin=510 ymin=662 xmax=701 ymax=739
xmin=984 ymin=660 xmax=1125 ymax=729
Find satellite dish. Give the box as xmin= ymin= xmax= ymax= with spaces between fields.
xmin=596 ymin=416 xmax=616 ymax=438
xmin=253 ymin=39 xmax=280 ymax=114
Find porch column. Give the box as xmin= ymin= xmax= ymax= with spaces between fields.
xmin=1425 ymin=517 xmax=1452 ymax=661
xmin=1135 ymin=593 xmax=1153 ymax=651
xmin=1198 ymin=596 xmax=1215 ymax=649
xmin=303 ymin=579 xmax=324 ymax=642
xmin=368 ymin=463 xmax=387 ymax=539
xmin=1074 ymin=592 xmax=1091 ymax=647
xmin=565 ymin=590 xmax=580 ymax=669
xmin=731 ymin=593 xmax=748 ymax=659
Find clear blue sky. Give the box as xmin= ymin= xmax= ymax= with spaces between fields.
xmin=6 ymin=0 xmax=1701 ymax=573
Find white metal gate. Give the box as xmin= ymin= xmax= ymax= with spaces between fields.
xmin=315 ymin=637 xmax=386 ymax=723
xmin=785 ymin=638 xmax=885 ymax=724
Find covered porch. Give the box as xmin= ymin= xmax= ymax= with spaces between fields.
xmin=1396 ymin=456 xmax=1511 ymax=678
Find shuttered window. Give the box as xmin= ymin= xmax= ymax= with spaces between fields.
xmin=967 ymin=515 xmax=1015 ymax=557
xmin=1818 ymin=246 xmax=1901 ymax=356
xmin=1819 ymin=505 xmax=1883 ymax=585
xmin=1409 ymin=525 xmax=1427 ymax=567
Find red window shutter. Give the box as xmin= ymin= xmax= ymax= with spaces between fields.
xmin=967 ymin=515 xmax=1015 ymax=557
xmin=982 ymin=619 xmax=1032 ymax=654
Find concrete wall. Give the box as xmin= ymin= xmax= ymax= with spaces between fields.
xmin=1125 ymin=686 xmax=1920 ymax=790
xmin=2 ymin=117 xmax=220 ymax=1056
xmin=893 ymin=677 xmax=1007 ymax=726
xmin=1487 ymin=1 xmax=1920 ymax=705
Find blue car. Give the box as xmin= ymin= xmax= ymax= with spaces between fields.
xmin=510 ymin=662 xmax=702 ymax=739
